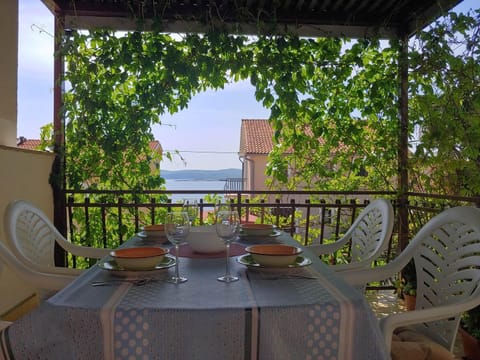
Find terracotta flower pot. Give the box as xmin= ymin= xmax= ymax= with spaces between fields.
xmin=403 ymin=294 xmax=416 ymax=311
xmin=459 ymin=327 xmax=480 ymax=360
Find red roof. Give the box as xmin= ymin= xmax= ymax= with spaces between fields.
xmin=240 ymin=119 xmax=274 ymax=155
xmin=16 ymin=138 xmax=44 ymax=151
xmin=17 ymin=137 xmax=162 ymax=153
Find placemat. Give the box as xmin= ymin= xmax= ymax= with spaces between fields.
xmin=171 ymin=243 xmax=246 ymax=258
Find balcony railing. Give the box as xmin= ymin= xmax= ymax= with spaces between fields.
xmin=60 ymin=189 xmax=480 ymax=289
xmin=223 ymin=178 xmax=245 ymax=192
xmin=64 ymin=189 xmax=480 ymax=261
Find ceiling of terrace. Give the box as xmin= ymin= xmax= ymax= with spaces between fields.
xmin=41 ymin=0 xmax=462 ymax=38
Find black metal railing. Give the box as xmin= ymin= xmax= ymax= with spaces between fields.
xmin=62 ymin=189 xmax=480 ymax=275
xmin=224 ymin=178 xmax=245 ymax=192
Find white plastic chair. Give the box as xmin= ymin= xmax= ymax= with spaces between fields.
xmin=4 ymin=200 xmax=110 ymax=277
xmin=309 ymin=198 xmax=394 ymax=272
xmin=343 ymin=206 xmax=480 ymax=355
xmin=0 ymin=239 xmax=74 ymax=298
xmin=0 ymin=320 xmax=12 ymax=331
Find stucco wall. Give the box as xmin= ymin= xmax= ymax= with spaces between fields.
xmin=0 ymin=0 xmax=18 ymax=147
xmin=0 ymin=146 xmax=55 ymax=315
xmin=244 ymin=154 xmax=269 ymax=191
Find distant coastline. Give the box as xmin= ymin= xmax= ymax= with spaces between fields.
xmin=160 ymin=168 xmax=241 ymax=181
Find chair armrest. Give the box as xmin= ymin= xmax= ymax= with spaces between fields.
xmin=56 ymin=238 xmax=111 ymax=259
xmin=339 ymin=245 xmax=416 ymax=286
xmin=380 ymin=300 xmax=478 ymax=354
xmin=308 ymin=234 xmax=351 ymax=256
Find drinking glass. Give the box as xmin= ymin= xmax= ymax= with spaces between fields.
xmin=182 ymin=200 xmax=199 ymax=225
xmin=165 ymin=211 xmax=190 ymax=284
xmin=216 ymin=210 xmax=240 ymax=283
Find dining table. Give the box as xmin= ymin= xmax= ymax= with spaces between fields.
xmin=0 ymin=227 xmax=389 ymax=360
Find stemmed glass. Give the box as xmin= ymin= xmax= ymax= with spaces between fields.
xmin=165 ymin=211 xmax=190 ymax=284
xmin=182 ymin=200 xmax=199 ymax=225
xmin=216 ymin=210 xmax=240 ymax=283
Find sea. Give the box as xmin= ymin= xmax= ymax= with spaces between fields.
xmin=164 ymin=179 xmax=227 ymax=203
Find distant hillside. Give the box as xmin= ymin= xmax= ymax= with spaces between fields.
xmin=160 ymin=169 xmax=242 ymax=181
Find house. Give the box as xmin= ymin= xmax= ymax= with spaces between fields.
xmin=239 ymin=119 xmax=280 ymax=191
xmin=16 ymin=137 xmax=164 ymax=178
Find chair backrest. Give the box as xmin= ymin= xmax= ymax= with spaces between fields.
xmin=348 ymin=199 xmax=394 ymax=266
xmin=4 ymin=200 xmax=68 ymax=273
xmin=407 ymin=206 xmax=480 ymax=350
xmin=314 ymin=198 xmax=394 ymax=272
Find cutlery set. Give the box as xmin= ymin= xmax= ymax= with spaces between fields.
xmin=91 ymin=272 xmax=319 ymax=286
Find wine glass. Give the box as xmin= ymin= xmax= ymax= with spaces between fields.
xmin=216 ymin=210 xmax=240 ymax=283
xmin=165 ymin=211 xmax=190 ymax=284
xmin=182 ymin=200 xmax=199 ymax=225
xmin=214 ymin=202 xmax=237 ymax=216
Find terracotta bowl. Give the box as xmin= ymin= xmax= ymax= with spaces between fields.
xmin=240 ymin=223 xmax=274 ymax=236
xmin=110 ymin=247 xmax=168 ymax=270
xmin=142 ymin=224 xmax=167 ymax=243
xmin=246 ymin=244 xmax=302 ymax=267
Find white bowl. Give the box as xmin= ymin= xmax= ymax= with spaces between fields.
xmin=246 ymin=244 xmax=302 ymax=267
xmin=187 ymin=226 xmax=225 ymax=253
xmin=240 ymin=223 xmax=274 ymax=236
xmin=142 ymin=224 xmax=168 ymax=243
xmin=110 ymin=247 xmax=168 ymax=270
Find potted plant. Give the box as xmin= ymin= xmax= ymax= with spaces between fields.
xmin=460 ymin=306 xmax=480 ymax=360
xmin=402 ymin=282 xmax=417 ymax=311
xmin=396 ymin=259 xmax=417 ymax=311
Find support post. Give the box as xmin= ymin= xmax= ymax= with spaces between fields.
xmin=398 ymin=34 xmax=410 ymax=251
xmin=52 ymin=14 xmax=67 ymax=266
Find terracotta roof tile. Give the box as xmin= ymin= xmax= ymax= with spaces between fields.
xmin=240 ymin=119 xmax=274 ymax=154
xmin=17 ymin=137 xmax=162 ymax=153
xmin=16 ymin=138 xmax=44 ymax=151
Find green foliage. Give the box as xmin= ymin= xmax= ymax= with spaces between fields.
xmin=59 ymin=8 xmax=479 ymax=197
xmin=463 ymin=306 xmax=480 ymax=339
xmin=409 ymin=9 xmax=480 ymax=196
xmin=55 ymin=8 xmax=479 ymax=257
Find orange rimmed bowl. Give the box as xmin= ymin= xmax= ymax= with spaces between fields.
xmin=110 ymin=247 xmax=169 ymax=270
xmin=245 ymin=244 xmax=302 ymax=267
xmin=240 ymin=223 xmax=274 ymax=237
xmin=142 ymin=224 xmax=167 ymax=243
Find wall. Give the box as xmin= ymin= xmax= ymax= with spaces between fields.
xmin=0 ymin=0 xmax=18 ymax=147
xmin=0 ymin=146 xmax=55 ymax=315
xmin=243 ymin=154 xmax=269 ymax=192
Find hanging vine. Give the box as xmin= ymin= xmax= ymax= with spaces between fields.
xmin=57 ymin=8 xmax=480 ymax=196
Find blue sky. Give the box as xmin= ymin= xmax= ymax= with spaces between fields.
xmin=17 ymin=0 xmax=477 ymax=170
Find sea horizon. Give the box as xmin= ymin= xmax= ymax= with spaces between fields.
xmin=164 ymin=179 xmax=226 ymax=202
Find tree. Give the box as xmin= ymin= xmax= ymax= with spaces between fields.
xmin=57 ymin=8 xmax=479 ymax=195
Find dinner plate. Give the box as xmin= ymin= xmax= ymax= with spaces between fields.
xmin=137 ymin=231 xmax=167 ymax=239
xmin=137 ymin=231 xmax=169 ymax=243
xmin=98 ymin=255 xmax=175 ymax=275
xmin=238 ymin=229 xmax=282 ymax=238
xmin=236 ymin=254 xmax=312 ymax=268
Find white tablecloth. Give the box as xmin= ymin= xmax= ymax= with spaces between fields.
xmin=0 ymin=231 xmax=388 ymax=360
